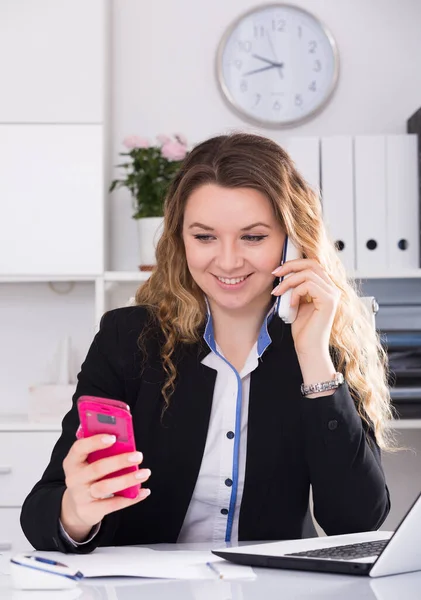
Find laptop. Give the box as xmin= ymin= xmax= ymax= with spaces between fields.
xmin=212 ymin=491 xmax=421 ymax=577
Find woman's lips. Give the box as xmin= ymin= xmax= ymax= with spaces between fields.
xmin=212 ymin=273 xmax=252 ymax=290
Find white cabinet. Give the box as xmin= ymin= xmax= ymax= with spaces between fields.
xmin=0 ymin=509 xmax=33 ymax=552
xmin=0 ymin=0 xmax=108 ymax=276
xmin=0 ymin=423 xmax=60 ymax=552
xmin=0 ymin=431 xmax=60 ymax=506
xmin=0 ymin=125 xmax=104 ymax=276
xmin=0 ymin=0 xmax=106 ymax=123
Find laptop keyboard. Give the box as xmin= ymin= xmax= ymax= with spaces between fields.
xmin=286 ymin=539 xmax=389 ymax=561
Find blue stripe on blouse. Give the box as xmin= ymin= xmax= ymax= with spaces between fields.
xmin=202 ymin=298 xmax=276 ymax=541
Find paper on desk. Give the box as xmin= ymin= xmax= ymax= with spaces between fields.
xmin=26 ymin=547 xmax=255 ymax=580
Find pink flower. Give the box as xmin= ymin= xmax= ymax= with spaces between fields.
xmin=156 ymin=134 xmax=171 ymax=145
xmin=161 ymin=141 xmax=188 ymax=161
xmin=174 ymin=132 xmax=188 ymax=146
xmin=123 ymin=136 xmax=150 ymax=149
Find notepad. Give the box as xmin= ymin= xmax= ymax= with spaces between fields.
xmin=18 ymin=547 xmax=255 ymax=580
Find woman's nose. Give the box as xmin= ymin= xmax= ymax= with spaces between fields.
xmin=214 ymin=244 xmax=244 ymax=273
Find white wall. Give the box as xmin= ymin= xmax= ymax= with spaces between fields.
xmin=110 ymin=0 xmax=421 ymax=270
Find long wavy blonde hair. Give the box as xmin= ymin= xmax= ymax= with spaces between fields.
xmin=135 ymin=132 xmax=396 ymax=450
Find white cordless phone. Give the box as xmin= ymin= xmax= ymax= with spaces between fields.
xmin=276 ymin=237 xmax=302 ymax=324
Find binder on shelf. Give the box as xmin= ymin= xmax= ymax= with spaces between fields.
xmin=320 ymin=136 xmax=356 ymax=273
xmin=284 ymin=137 xmax=320 ymax=194
xmin=386 ymin=135 xmax=419 ymax=270
xmin=407 ymin=107 xmax=421 ymax=267
xmin=354 ymin=136 xmax=388 ymax=272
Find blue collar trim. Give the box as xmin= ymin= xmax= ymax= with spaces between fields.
xmin=203 ymin=297 xmax=275 ymax=359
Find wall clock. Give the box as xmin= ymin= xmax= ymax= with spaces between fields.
xmin=216 ymin=4 xmax=340 ymax=127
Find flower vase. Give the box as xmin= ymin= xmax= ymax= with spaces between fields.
xmin=136 ymin=217 xmax=164 ymax=271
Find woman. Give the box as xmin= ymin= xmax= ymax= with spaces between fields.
xmin=21 ymin=133 xmax=393 ymax=553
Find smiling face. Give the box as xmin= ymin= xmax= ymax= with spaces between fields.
xmin=182 ymin=183 xmax=285 ymax=315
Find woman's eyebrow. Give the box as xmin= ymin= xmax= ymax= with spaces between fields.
xmin=188 ymin=221 xmax=271 ymax=231
xmin=241 ymin=222 xmax=271 ymax=231
xmin=188 ymin=222 xmax=214 ymax=230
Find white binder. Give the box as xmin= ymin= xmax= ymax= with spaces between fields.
xmin=354 ymin=136 xmax=388 ymax=272
xmin=386 ymin=134 xmax=419 ymax=270
xmin=284 ymin=137 xmax=320 ymax=194
xmin=320 ymin=136 xmax=356 ymax=273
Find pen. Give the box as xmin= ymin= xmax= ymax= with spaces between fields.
xmin=206 ymin=561 xmax=224 ymax=579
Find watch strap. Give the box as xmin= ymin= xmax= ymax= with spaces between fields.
xmin=301 ymin=372 xmax=344 ymax=396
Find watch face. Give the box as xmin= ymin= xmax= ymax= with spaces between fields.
xmin=216 ymin=4 xmax=339 ymax=127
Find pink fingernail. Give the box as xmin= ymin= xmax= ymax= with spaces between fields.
xmin=101 ymin=435 xmax=116 ymax=444
xmin=128 ymin=451 xmax=143 ymax=462
xmin=135 ymin=469 xmax=151 ymax=479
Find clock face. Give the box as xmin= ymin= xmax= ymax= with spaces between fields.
xmin=216 ymin=4 xmax=339 ymax=127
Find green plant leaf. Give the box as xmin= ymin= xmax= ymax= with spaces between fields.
xmin=109 ymin=141 xmax=188 ymax=218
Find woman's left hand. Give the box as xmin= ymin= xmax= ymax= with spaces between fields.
xmin=271 ymin=259 xmax=341 ymax=357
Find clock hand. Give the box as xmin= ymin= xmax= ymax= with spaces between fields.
xmin=244 ymin=64 xmax=283 ymax=76
xmin=266 ymin=30 xmax=283 ymax=80
xmin=252 ymin=53 xmax=283 ymax=68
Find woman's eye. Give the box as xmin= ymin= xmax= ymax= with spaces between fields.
xmin=193 ymin=234 xmax=268 ymax=242
xmin=194 ymin=234 xmax=215 ymax=242
xmin=242 ymin=235 xmax=268 ymax=242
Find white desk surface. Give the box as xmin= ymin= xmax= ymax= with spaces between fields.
xmin=1 ymin=542 xmax=421 ymax=600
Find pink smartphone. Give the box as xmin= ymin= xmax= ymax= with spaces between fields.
xmin=76 ymin=395 xmax=140 ymax=499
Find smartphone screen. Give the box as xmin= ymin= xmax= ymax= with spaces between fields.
xmin=83 ymin=408 xmax=129 ymax=442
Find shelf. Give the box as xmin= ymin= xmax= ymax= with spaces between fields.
xmin=350 ymin=269 xmax=421 ymax=279
xmin=104 ymin=271 xmax=151 ymax=282
xmin=386 ymin=419 xmax=421 ymax=430
xmin=0 ymin=414 xmax=61 ymax=431
xmin=0 ymin=274 xmax=98 ymax=283
xmin=1 ymin=270 xmax=421 ymax=283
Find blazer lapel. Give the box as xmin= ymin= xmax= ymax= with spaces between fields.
xmin=239 ymin=318 xmax=305 ymax=539
xmin=133 ymin=338 xmax=217 ymax=541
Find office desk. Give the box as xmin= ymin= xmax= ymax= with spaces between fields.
xmin=1 ymin=543 xmax=421 ymax=600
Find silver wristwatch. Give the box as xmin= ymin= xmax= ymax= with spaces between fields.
xmin=301 ymin=372 xmax=344 ymax=396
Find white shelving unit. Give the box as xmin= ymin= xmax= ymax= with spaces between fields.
xmin=3 ymin=269 xmax=421 ymax=326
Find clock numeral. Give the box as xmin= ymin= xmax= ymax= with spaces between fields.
xmin=295 ymin=94 xmax=303 ymax=106
xmin=273 ymin=100 xmax=282 ymax=111
xmin=308 ymin=40 xmax=317 ymax=53
xmin=313 ymin=59 xmax=321 ymax=72
xmin=297 ymin=25 xmax=302 ymax=38
xmin=240 ymin=79 xmax=248 ymax=93
xmin=234 ymin=59 xmax=243 ymax=70
xmin=238 ymin=40 xmax=252 ymax=52
xmin=252 ymin=93 xmax=261 ymax=108
xmin=309 ymin=80 xmax=317 ymax=92
xmin=272 ymin=19 xmax=286 ymax=32
xmin=254 ymin=25 xmax=265 ymax=38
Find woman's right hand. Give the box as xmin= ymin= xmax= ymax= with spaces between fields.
xmin=60 ymin=434 xmax=151 ymax=542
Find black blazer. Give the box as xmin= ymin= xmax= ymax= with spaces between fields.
xmin=20 ymin=306 xmax=390 ymax=553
